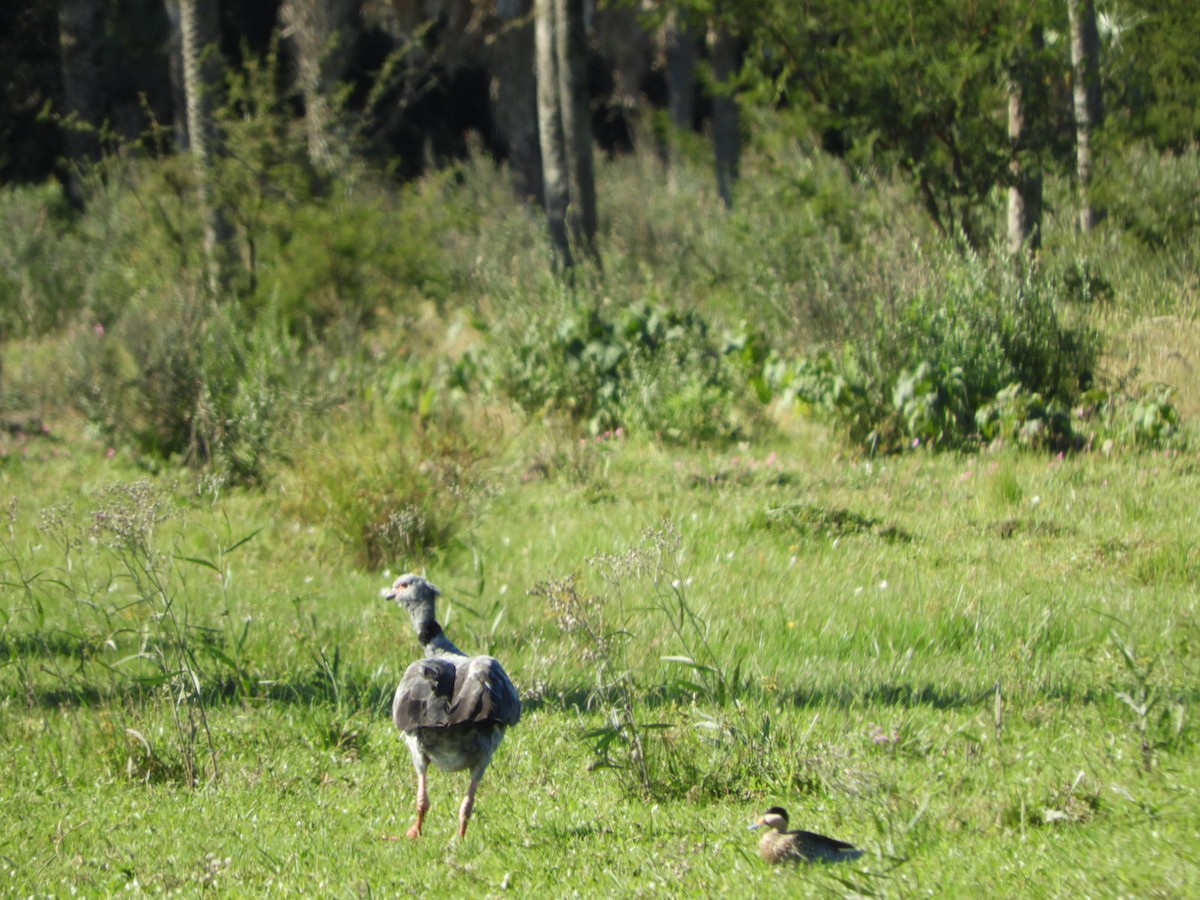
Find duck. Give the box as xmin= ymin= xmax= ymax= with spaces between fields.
xmin=386 ymin=573 xmax=521 ymax=839
xmin=750 ymin=807 xmax=864 ymax=864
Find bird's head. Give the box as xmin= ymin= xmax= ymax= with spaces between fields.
xmin=384 ymin=573 xmax=441 ymax=612
xmin=749 ymin=807 xmax=789 ymax=832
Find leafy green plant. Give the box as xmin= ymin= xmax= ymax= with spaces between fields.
xmin=975 ymin=383 xmax=1074 ymax=451
xmin=495 ymin=300 xmax=759 ymax=443
xmin=1111 ymin=631 xmax=1187 ymax=773
xmin=767 ymin=248 xmax=1100 ymax=453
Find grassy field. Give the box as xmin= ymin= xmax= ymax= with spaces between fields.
xmin=2 ymin=124 xmax=1199 ymax=895
xmin=1 ymin=413 xmax=1198 ymax=897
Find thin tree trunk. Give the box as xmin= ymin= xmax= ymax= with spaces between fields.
xmin=281 ymin=0 xmax=357 ymax=173
xmin=165 ymin=2 xmax=188 ymax=150
xmin=535 ymin=0 xmax=572 ymax=267
xmin=1007 ymin=26 xmax=1044 ymax=263
xmin=177 ymin=0 xmax=235 ymax=295
xmin=556 ymin=0 xmax=597 ymax=254
xmin=57 ymin=0 xmax=102 ymax=211
xmin=710 ymin=27 xmax=739 ymax=210
xmin=1068 ymin=0 xmax=1103 ymax=232
xmin=489 ymin=0 xmax=542 ymax=204
xmin=663 ymin=9 xmax=696 ymax=191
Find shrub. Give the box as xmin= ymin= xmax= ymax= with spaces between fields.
xmin=768 ymin=248 xmax=1100 ymax=453
xmin=0 ymin=184 xmax=87 ymax=340
xmin=67 ymin=292 xmax=326 ymax=483
xmin=494 ymin=299 xmax=760 ymax=443
xmin=279 ymin=363 xmax=495 ymax=570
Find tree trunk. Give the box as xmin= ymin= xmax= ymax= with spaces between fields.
xmin=281 ymin=0 xmax=358 ymax=173
xmin=710 ymin=27 xmax=739 ymax=210
xmin=164 ymin=1 xmax=189 ymax=150
xmin=555 ymin=0 xmax=597 ymax=254
xmin=57 ymin=0 xmax=103 ymax=211
xmin=177 ymin=0 xmax=235 ymax=295
xmin=1068 ymin=0 xmax=1103 ymax=232
xmin=663 ymin=9 xmax=696 ymax=191
xmin=1006 ymin=26 xmax=1044 ymax=263
xmin=535 ymin=0 xmax=572 ymax=267
xmin=489 ymin=0 xmax=542 ymax=204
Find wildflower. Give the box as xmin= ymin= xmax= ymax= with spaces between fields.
xmin=105 ymin=447 xmax=116 ymax=458
xmin=93 ymin=323 xmax=105 ymax=336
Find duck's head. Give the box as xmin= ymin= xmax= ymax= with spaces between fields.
xmin=749 ymin=807 xmax=790 ymax=832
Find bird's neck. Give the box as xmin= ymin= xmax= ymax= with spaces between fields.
xmin=412 ymin=611 xmax=466 ymax=656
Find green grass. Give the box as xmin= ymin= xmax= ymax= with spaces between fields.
xmin=2 ymin=132 xmax=1199 ymax=895
xmin=1 ymin=423 xmax=1198 ymax=896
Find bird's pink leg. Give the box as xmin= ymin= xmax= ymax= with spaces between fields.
xmin=407 ymin=769 xmax=430 ymax=840
xmin=458 ymin=771 xmax=484 ymax=838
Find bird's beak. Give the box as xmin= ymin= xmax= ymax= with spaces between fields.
xmin=382 ymin=587 xmax=397 ymax=601
xmin=748 ymin=819 xmax=765 ymax=831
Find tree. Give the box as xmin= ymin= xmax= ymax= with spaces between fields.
xmin=174 ymin=0 xmax=235 ymax=294
xmin=709 ymin=26 xmax=740 ymax=210
xmin=717 ymin=0 xmax=1028 ymax=247
xmin=57 ymin=0 xmax=103 ymax=210
xmin=535 ymin=0 xmax=571 ymax=266
xmin=1006 ymin=24 xmax=1046 ymax=263
xmin=663 ymin=8 xmax=697 ymax=192
xmin=281 ymin=0 xmax=359 ymax=173
xmin=535 ymin=0 xmax=597 ymax=268
xmin=488 ymin=0 xmax=542 ymax=204
xmin=1068 ymin=0 xmax=1103 ymax=232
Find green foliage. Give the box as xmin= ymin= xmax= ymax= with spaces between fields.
xmin=66 ymin=293 xmax=325 ymax=483
xmin=1099 ymin=143 xmax=1200 ymax=251
xmin=280 ymin=386 xmax=494 ymax=571
xmin=0 ymin=184 xmax=85 ymax=340
xmin=975 ymin=383 xmax=1074 ymax=451
xmin=495 ymin=299 xmax=759 ymax=443
xmin=734 ymin=0 xmax=1034 ymax=246
xmin=768 ymin=250 xmax=1101 ymax=453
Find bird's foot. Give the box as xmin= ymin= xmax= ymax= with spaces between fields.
xmin=405 ymin=823 xmax=423 ymax=840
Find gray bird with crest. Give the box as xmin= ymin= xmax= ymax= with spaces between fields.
xmin=385 ymin=573 xmax=521 ymax=839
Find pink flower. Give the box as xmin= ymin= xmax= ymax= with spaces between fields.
xmin=93 ymin=323 xmax=105 ymax=336
xmin=765 ymin=452 xmax=778 ymax=466
xmin=106 ymin=447 xmax=116 ymax=458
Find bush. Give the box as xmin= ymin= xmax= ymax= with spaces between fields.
xmin=494 ymin=299 xmax=761 ymax=443
xmin=0 ymin=184 xmax=87 ymax=340
xmin=280 ymin=362 xmax=495 ymax=570
xmin=67 ymin=292 xmax=326 ymax=483
xmin=768 ymin=248 xmax=1100 ymax=453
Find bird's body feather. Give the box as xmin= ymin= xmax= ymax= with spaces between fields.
xmin=393 ymin=655 xmax=520 ymax=771
xmin=759 ymin=827 xmax=864 ymax=864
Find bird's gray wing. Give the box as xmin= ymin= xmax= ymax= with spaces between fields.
xmin=449 ymin=656 xmax=521 ymax=727
xmin=393 ymin=656 xmax=521 ymax=732
xmin=393 ymin=658 xmax=458 ymax=731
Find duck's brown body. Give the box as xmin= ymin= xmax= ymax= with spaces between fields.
xmin=752 ymin=807 xmax=864 ymax=864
